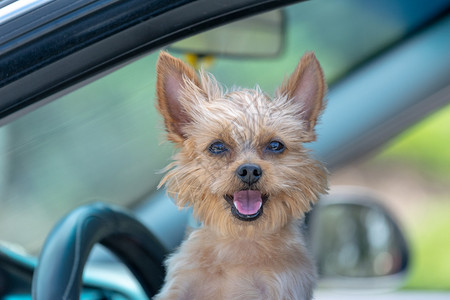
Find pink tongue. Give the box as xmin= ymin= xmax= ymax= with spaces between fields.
xmin=233 ymin=190 xmax=262 ymax=215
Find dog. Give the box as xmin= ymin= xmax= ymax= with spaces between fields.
xmin=153 ymin=51 xmax=327 ymax=300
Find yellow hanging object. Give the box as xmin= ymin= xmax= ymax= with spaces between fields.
xmin=184 ymin=53 xmax=215 ymax=70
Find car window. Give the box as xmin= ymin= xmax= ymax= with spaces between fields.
xmin=0 ymin=0 xmax=447 ymax=254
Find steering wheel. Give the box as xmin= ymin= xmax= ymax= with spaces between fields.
xmin=32 ymin=202 xmax=167 ymax=299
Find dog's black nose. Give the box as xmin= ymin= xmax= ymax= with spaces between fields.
xmin=236 ymin=164 xmax=262 ymax=185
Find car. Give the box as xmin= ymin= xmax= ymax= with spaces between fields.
xmin=0 ymin=0 xmax=449 ymax=299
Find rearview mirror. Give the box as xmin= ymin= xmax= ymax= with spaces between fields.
xmin=169 ymin=10 xmax=285 ymax=58
xmin=309 ymin=186 xmax=409 ymax=289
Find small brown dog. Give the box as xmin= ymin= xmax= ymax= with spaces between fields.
xmin=153 ymin=51 xmax=327 ymax=300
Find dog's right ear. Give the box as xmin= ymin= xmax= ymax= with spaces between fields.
xmin=156 ymin=51 xmax=202 ymax=144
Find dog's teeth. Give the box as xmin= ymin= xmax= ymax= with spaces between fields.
xmin=258 ymin=202 xmax=262 ymax=209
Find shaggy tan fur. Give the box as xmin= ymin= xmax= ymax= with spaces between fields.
xmin=154 ymin=51 xmax=328 ymax=300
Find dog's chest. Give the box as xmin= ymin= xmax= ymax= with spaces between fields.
xmin=182 ymin=265 xmax=274 ymax=300
xmin=167 ymin=229 xmax=314 ymax=299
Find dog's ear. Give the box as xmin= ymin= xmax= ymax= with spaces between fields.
xmin=156 ymin=51 xmax=203 ymax=143
xmin=277 ymin=52 xmax=327 ymax=142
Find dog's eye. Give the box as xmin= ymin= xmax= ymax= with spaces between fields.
xmin=266 ymin=141 xmax=285 ymax=153
xmin=208 ymin=141 xmax=228 ymax=155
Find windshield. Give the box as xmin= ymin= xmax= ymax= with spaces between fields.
xmin=0 ymin=0 xmax=447 ymax=253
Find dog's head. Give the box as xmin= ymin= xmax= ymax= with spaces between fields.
xmin=156 ymin=51 xmax=328 ymax=237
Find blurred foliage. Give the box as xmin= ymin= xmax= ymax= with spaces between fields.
xmin=376 ymin=104 xmax=450 ymax=182
xmin=374 ymin=104 xmax=450 ymax=289
xmin=404 ymin=202 xmax=450 ymax=290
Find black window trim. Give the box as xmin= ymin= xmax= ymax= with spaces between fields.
xmin=0 ymin=0 xmax=304 ymax=126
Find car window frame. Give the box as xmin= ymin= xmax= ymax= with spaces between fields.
xmin=0 ymin=0 xmax=304 ymax=126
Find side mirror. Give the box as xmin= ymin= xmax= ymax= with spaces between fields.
xmin=309 ymin=186 xmax=409 ymax=289
xmin=169 ymin=9 xmax=285 ymax=58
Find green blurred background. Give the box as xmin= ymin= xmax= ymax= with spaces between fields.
xmin=375 ymin=105 xmax=450 ymax=289
xmin=332 ymin=104 xmax=450 ymax=290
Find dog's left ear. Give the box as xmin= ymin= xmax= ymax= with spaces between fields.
xmin=277 ymin=52 xmax=327 ymax=142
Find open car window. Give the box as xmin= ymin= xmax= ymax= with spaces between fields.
xmin=0 ymin=0 xmax=448 ymax=254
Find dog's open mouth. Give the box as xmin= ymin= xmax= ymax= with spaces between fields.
xmin=224 ymin=190 xmax=268 ymax=221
